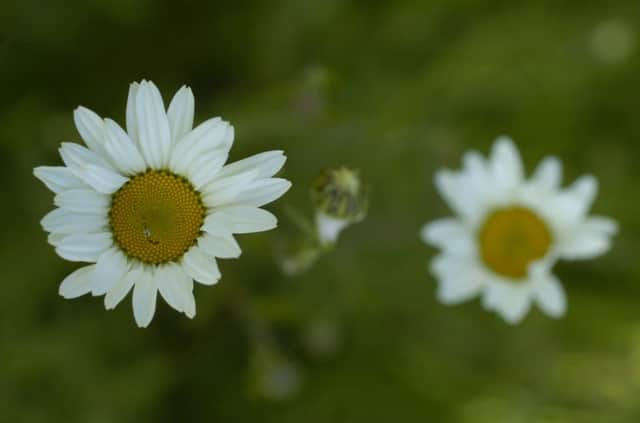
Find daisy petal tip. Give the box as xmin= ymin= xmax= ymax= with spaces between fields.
xmin=575 ymin=174 xmax=598 ymax=194
xmin=184 ymin=307 xmax=196 ymax=319
xmin=494 ymin=134 xmax=515 ymax=147
xmin=610 ymin=220 xmax=620 ymax=235
xmin=103 ymin=117 xmax=117 ymax=128
xmin=549 ymin=307 xmax=567 ymax=320
xmin=74 ymin=105 xmax=93 ymax=116
xmin=434 ymin=169 xmax=454 ymax=188
xmin=420 ymin=223 xmax=437 ymax=245
xmin=498 ymin=301 xmax=531 ymax=325
xmin=502 ymin=305 xmax=531 ymax=326
xmin=133 ymin=305 xmax=155 ymax=328
xmin=135 ymin=319 xmax=151 ymax=329
xmin=502 ymin=315 xmax=524 ymax=326
xmin=33 ymin=166 xmax=57 ymax=187
xmin=435 ymin=289 xmax=456 ymax=306
xmin=58 ymin=265 xmax=94 ymax=299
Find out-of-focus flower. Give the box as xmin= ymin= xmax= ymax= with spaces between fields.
xmin=302 ymin=318 xmax=342 ymax=359
xmin=589 ymin=19 xmax=635 ymax=65
xmin=34 ymin=80 xmax=291 ymax=327
xmin=312 ymin=167 xmax=368 ymax=245
xmin=279 ymin=244 xmax=321 ymax=276
xmin=249 ymin=347 xmax=302 ymax=401
xmin=421 ymin=137 xmax=617 ymax=324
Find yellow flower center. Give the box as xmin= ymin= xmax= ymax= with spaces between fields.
xmin=479 ymin=207 xmax=552 ymax=279
xmin=109 ymin=170 xmax=205 ymax=264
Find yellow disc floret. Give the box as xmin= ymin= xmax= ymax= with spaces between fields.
xmin=479 ymin=207 xmax=552 ymax=279
xmin=109 ymin=170 xmax=205 ymax=264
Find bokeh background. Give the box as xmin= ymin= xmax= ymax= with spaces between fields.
xmin=1 ymin=0 xmax=639 ymax=421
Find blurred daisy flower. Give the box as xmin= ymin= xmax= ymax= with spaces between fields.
xmin=34 ymin=80 xmax=291 ymax=327
xmin=312 ymin=167 xmax=368 ymax=245
xmin=421 ymin=137 xmax=617 ymax=324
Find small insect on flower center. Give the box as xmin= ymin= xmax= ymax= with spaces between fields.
xmin=479 ymin=207 xmax=552 ymax=279
xmin=109 ymin=170 xmax=205 ymax=264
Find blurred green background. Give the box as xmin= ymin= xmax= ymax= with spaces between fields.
xmin=1 ymin=0 xmax=639 ymax=421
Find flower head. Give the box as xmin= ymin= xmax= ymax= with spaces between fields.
xmin=311 ymin=167 xmax=367 ymax=244
xmin=421 ymin=137 xmax=617 ymax=324
xmin=35 ymin=80 xmax=291 ymax=327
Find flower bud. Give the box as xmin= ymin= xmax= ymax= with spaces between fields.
xmin=311 ymin=167 xmax=368 ymax=244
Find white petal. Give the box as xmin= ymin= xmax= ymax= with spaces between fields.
xmin=202 ymin=212 xmax=234 ymax=236
xmin=221 ymin=124 xmax=234 ymax=150
xmin=34 ymin=166 xmax=85 ymax=193
xmin=434 ymin=170 xmax=485 ymax=226
xmin=533 ymin=273 xmax=566 ymax=319
xmin=432 ymin=257 xmax=485 ymax=305
xmin=157 ymin=264 xmax=192 ymax=314
xmin=548 ymin=175 xmax=598 ymax=226
xmin=490 ymin=136 xmax=524 ymax=201
xmin=132 ymin=269 xmax=157 ymax=328
xmin=185 ymin=148 xmax=228 ymax=190
xmin=201 ymin=170 xmax=259 ymax=207
xmin=434 ymin=170 xmax=462 ymax=212
xmin=585 ymin=216 xmax=619 ymax=235
xmin=41 ymin=208 xmax=107 ymax=234
xmin=558 ymin=216 xmax=617 ymax=260
xmin=54 ymin=189 xmax=110 ymax=214
xmin=182 ymin=246 xmax=221 ymax=285
xmin=59 ymin=265 xmax=95 ymax=299
xmin=437 ymin=278 xmax=483 ymax=305
xmin=182 ymin=277 xmax=196 ymax=319
xmin=74 ymin=106 xmax=106 ymax=155
xmin=55 ymin=232 xmax=112 ymax=262
xmin=198 ymin=232 xmax=241 ymax=259
xmin=47 ymin=233 xmax=67 ymax=246
xmin=461 ymin=151 xmax=496 ymax=207
xmin=91 ymin=247 xmax=130 ymax=296
xmin=431 ymin=254 xmax=466 ymax=279
xmin=103 ymin=118 xmax=147 ymax=175
xmin=126 ymin=82 xmax=140 ymax=145
xmin=216 ymin=151 xmax=286 ymax=180
xmin=490 ymin=136 xmax=524 ymax=183
xmin=169 ymin=117 xmax=228 ymax=175
xmin=223 ymin=178 xmax=291 ymax=208
xmin=462 ymin=151 xmax=489 ymax=181
xmin=531 ymin=157 xmax=562 ymax=193
xmin=105 ymin=265 xmax=143 ymax=310
xmin=81 ymin=164 xmax=128 ymax=194
xmin=135 ymin=80 xmax=172 ymax=168
xmin=420 ymin=218 xmax=474 ymax=256
xmin=211 ymin=206 xmax=278 ymax=234
xmin=483 ymin=281 xmax=532 ymax=325
xmin=315 ymin=213 xmax=349 ymax=244
xmin=59 ymin=142 xmax=113 ymax=174
xmin=155 ymin=265 xmax=182 ymax=312
xmin=167 ymin=85 xmax=195 ymax=144
xmin=569 ymin=175 xmax=598 ymax=209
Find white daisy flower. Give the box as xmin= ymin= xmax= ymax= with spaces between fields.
xmin=421 ymin=137 xmax=617 ymax=324
xmin=35 ymin=80 xmax=291 ymax=327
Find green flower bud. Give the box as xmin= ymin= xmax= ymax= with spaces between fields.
xmin=311 ymin=167 xmax=368 ymax=244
